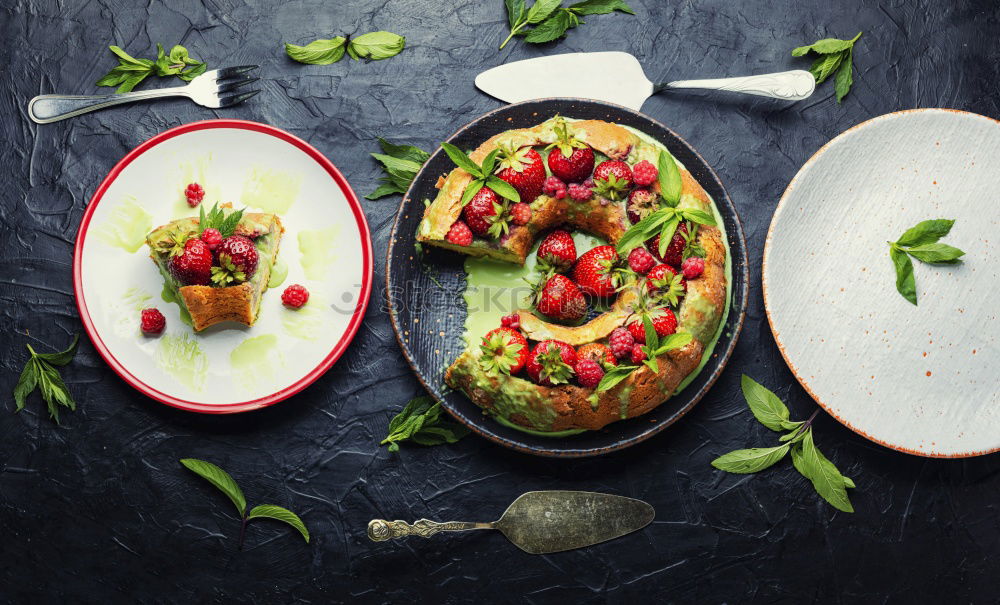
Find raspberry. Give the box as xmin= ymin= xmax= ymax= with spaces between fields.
xmin=445 ymin=220 xmax=474 ymax=246
xmin=140 ymin=308 xmax=166 ymax=334
xmin=568 ymin=183 xmax=592 ymax=201
xmin=609 ymin=327 xmax=635 ymax=360
xmin=510 ymin=202 xmax=532 ymax=226
xmin=185 ymin=183 xmax=205 ymax=207
xmin=575 ymin=359 xmax=604 ymax=388
xmin=630 ymin=343 xmax=647 ymax=364
xmin=682 ymin=256 xmax=706 ymax=279
xmin=200 ymin=228 xmax=222 ymax=251
xmin=500 ymin=313 xmax=521 ymax=329
xmin=542 ymin=176 xmax=567 ymax=199
xmin=631 ymin=160 xmax=658 ymax=187
xmin=583 ymin=177 xmax=595 ymax=187
xmin=281 ymin=284 xmax=310 ymax=308
xmin=627 ymin=247 xmax=656 ymax=274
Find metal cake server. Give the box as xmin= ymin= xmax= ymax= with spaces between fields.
xmin=367 ymin=490 xmax=654 ymax=554
xmin=475 ymin=51 xmax=815 ymax=110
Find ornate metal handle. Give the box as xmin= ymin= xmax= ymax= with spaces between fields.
xmin=656 ymin=69 xmax=815 ymax=101
xmin=27 ymin=88 xmax=188 ymax=124
xmin=367 ymin=519 xmax=493 ymax=541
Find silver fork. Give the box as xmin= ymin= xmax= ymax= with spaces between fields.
xmin=27 ymin=65 xmax=261 ymax=124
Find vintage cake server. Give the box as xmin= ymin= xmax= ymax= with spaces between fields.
xmin=367 ymin=490 xmax=654 ymax=554
xmin=475 ymin=51 xmax=815 ymax=110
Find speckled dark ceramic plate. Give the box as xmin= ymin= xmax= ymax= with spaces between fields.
xmin=386 ymin=99 xmax=748 ymax=457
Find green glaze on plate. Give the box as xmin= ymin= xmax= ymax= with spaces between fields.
xmin=230 ymin=334 xmax=284 ymax=388
xmin=160 ymin=280 xmax=193 ymax=327
xmin=298 ymin=226 xmax=341 ymax=280
xmin=95 ymin=197 xmax=152 ymax=253
xmin=241 ymin=166 xmax=301 ymax=214
xmin=268 ymin=257 xmax=289 ymax=289
xmin=155 ymin=333 xmax=208 ymax=391
xmin=282 ymin=294 xmax=324 ymax=340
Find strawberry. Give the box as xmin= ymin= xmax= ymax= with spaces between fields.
xmin=577 ymin=342 xmax=617 ymax=366
xmin=526 ymin=340 xmax=577 ymax=386
xmin=537 ymin=230 xmax=577 ymax=271
xmin=168 ymin=237 xmax=213 ymax=286
xmin=462 ymin=186 xmax=501 ymax=237
xmin=627 ymin=247 xmax=656 ymax=275
xmin=212 ymin=235 xmax=258 ymax=285
xmin=626 ymin=188 xmax=659 ymax=224
xmin=510 ymin=202 xmax=532 ymax=226
xmin=572 ymin=245 xmax=620 ymax=298
xmin=682 ymin=256 xmax=706 ymax=279
xmin=546 ymin=119 xmax=595 ymax=182
xmin=574 ymin=359 xmax=604 ymax=388
xmin=646 ymin=264 xmax=686 ymax=306
xmin=609 ymin=327 xmax=635 ymax=360
xmin=534 ymin=273 xmax=587 ymax=322
xmin=627 ymin=309 xmax=678 ymax=345
xmin=647 ymin=222 xmax=688 ymax=267
xmin=495 ymin=145 xmax=546 ymax=203
xmin=592 ymin=160 xmax=633 ymax=201
xmin=479 ymin=327 xmax=529 ymax=375
xmin=631 ymin=160 xmax=658 ymax=187
xmin=445 ymin=220 xmax=474 ymax=246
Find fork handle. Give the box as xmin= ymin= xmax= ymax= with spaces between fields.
xmin=27 ymin=89 xmax=188 ymax=124
xmin=655 ymin=69 xmax=816 ymax=101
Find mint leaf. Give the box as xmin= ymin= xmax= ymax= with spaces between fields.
xmin=13 ymin=359 xmax=38 ymax=413
xmin=523 ymin=10 xmax=573 ymax=44
xmin=381 ymin=397 xmax=469 ymax=452
xmin=13 ymin=336 xmax=79 ymax=423
xmin=366 ymin=139 xmax=429 ymax=199
xmin=440 ymin=143 xmax=483 ymax=177
xmin=834 ymin=49 xmax=854 ymax=102
xmin=485 ymin=176 xmax=521 ymax=203
xmin=569 ymin=0 xmax=635 ymax=15
xmin=595 ymin=364 xmax=639 ymax=392
xmin=97 ymin=43 xmax=206 ymax=92
xmin=791 ymin=429 xmax=855 ymax=513
xmin=792 ymin=32 xmax=861 ymax=101
xmin=32 ymin=334 xmax=79 ymax=366
xmin=740 ymin=374 xmax=792 ymax=432
xmin=889 ymin=246 xmax=917 ymax=305
xmin=505 ymin=0 xmax=526 ymax=27
xmin=378 ymin=138 xmax=430 ymax=165
xmin=180 ymin=458 xmax=247 ymax=517
xmin=526 ymin=0 xmax=563 ymax=24
xmin=657 ymin=149 xmax=682 ymax=206
xmin=896 ymin=219 xmax=954 ymax=246
xmin=657 ymin=216 xmax=680 ymax=258
xmin=285 ymin=37 xmax=347 ymax=64
xmin=677 ymin=207 xmax=716 ymax=227
xmin=808 ymin=52 xmax=844 ymax=84
xmin=711 ymin=444 xmax=790 ymax=474
xmin=904 ymin=243 xmax=965 ymax=264
xmin=654 ymin=332 xmax=692 ymax=356
xmin=247 ymin=505 xmax=310 ymax=543
xmin=348 ymin=31 xmax=405 ymax=60
xmin=460 ymin=180 xmax=487 ymax=206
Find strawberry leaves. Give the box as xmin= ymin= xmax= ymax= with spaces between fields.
xmin=440 ymin=143 xmax=521 ymax=206
xmin=381 ymin=396 xmax=470 ymax=452
xmin=501 ymin=0 xmax=634 ymax=49
xmin=887 ymin=219 xmax=965 ymax=305
xmin=12 ymin=335 xmax=79 ymax=424
xmin=792 ymin=32 xmax=862 ymax=103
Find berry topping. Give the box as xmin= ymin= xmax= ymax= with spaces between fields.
xmin=574 ymin=359 xmax=604 ymax=389
xmin=168 ymin=238 xmax=213 ymax=286
xmin=631 ymin=160 xmax=658 ymax=187
xmin=510 ymin=202 xmax=532 ymax=226
xmin=542 ymin=175 xmax=567 ymax=199
xmin=281 ymin=284 xmax=310 ymax=308
xmin=627 ymin=247 xmax=656 ymax=275
xmin=630 ymin=343 xmax=647 ymax=364
xmin=526 ymin=340 xmax=577 ymax=386
xmin=140 ymin=308 xmax=166 ymax=334
xmin=462 ymin=187 xmax=502 ymax=237
xmin=577 ymin=342 xmax=617 ymax=366
xmin=495 ymin=145 xmax=546 ymax=203
xmin=609 ymin=327 xmax=636 ymax=360
xmin=647 ymin=222 xmax=688 ymax=267
xmin=592 ymin=160 xmax=633 ymax=201
xmin=627 ymin=309 xmax=678 ymax=344
xmin=185 ymin=182 xmax=205 ymax=207
xmin=212 ymin=235 xmax=258 ymax=285
xmin=479 ymin=327 xmax=529 ymax=375
xmin=534 ymin=273 xmax=587 ymax=322
xmin=682 ymin=256 xmax=706 ymax=279
xmin=537 ymin=229 xmax=577 ymax=272
xmin=200 ymin=227 xmax=222 ymax=251
xmin=445 ymin=220 xmax=474 ymax=246
xmin=500 ymin=313 xmax=521 ymax=329
xmin=646 ymin=264 xmax=686 ymax=306
xmin=572 ymin=245 xmax=620 ymax=298
xmin=626 ymin=188 xmax=659 ymax=224
xmin=568 ymin=183 xmax=593 ymax=201
xmin=546 ymin=119 xmax=595 ymax=182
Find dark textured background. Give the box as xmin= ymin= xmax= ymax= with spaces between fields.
xmin=2 ymin=1 xmax=998 ymax=602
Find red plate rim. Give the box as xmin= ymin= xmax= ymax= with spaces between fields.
xmin=73 ymin=119 xmax=373 ymax=414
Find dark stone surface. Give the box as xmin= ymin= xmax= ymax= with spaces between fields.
xmin=1 ymin=0 xmax=998 ymax=602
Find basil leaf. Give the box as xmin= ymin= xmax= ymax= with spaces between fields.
xmin=896 ymin=219 xmax=954 ymax=246
xmin=440 ymin=143 xmax=483 ymax=177
xmin=247 ymin=505 xmax=310 ymax=543
xmin=833 ymin=49 xmax=854 ymax=103
xmin=711 ymin=444 xmax=790 ymax=474
xmin=889 ymin=246 xmax=917 ymax=305
xmin=348 ymin=31 xmax=405 ymax=60
xmin=905 ymin=243 xmax=965 ymax=264
xmin=13 ymin=358 xmax=38 ymax=412
xmin=791 ymin=430 xmax=854 ymax=513
xmin=740 ymin=374 xmax=791 ymax=432
xmin=485 ymin=176 xmax=521 ymax=203
xmin=180 ymin=458 xmax=247 ymax=517
xmin=569 ymin=0 xmax=635 ymax=15
xmin=657 ymin=150 xmax=682 ymax=206
xmin=32 ymin=334 xmax=79 ymax=366
xmin=595 ymin=364 xmax=639 ymax=392
xmin=616 ymin=207 xmax=672 ymax=254
xmin=524 ymin=10 xmax=573 ymax=43
xmin=526 ymin=0 xmax=563 ymax=24
xmin=378 ymin=138 xmax=430 ymax=164
xmin=505 ymin=0 xmax=526 ymax=28
xmin=809 ymin=51 xmax=844 ymax=84
xmin=678 ymin=208 xmax=716 ymax=226
xmin=285 ymin=37 xmax=347 ymax=65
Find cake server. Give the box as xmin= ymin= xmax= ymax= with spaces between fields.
xmin=367 ymin=490 xmax=654 ymax=554
xmin=475 ymin=51 xmax=815 ymax=110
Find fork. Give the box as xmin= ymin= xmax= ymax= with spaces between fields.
xmin=27 ymin=65 xmax=261 ymax=124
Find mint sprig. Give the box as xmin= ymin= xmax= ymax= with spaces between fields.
xmin=96 ymin=44 xmax=207 ymax=93
xmin=381 ymin=396 xmax=470 ymax=453
xmin=792 ymin=32 xmax=862 ymax=102
xmin=440 ymin=142 xmax=521 ymax=205
xmin=711 ymin=375 xmax=856 ymax=513
xmin=887 ymin=219 xmax=965 ymax=305
xmin=180 ymin=458 xmax=309 ymax=548
xmin=198 ymin=203 xmax=245 ymax=238
xmin=366 ymin=139 xmax=430 ymax=199
xmin=13 ymin=334 xmax=79 ymax=423
xmin=286 ymin=31 xmax=404 ymax=64
xmin=501 ymin=0 xmax=634 ymax=49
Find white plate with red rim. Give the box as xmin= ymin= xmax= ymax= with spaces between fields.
xmin=74 ymin=119 xmax=372 ymax=413
xmin=763 ymin=108 xmax=1000 ymax=457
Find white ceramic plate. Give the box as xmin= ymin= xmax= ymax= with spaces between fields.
xmin=74 ymin=120 xmax=372 ymax=413
xmin=763 ymin=109 xmax=1000 ymax=457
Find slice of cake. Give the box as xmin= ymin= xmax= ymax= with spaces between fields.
xmin=145 ymin=203 xmax=284 ymax=331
